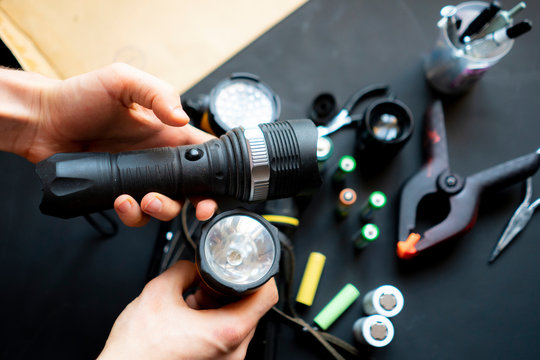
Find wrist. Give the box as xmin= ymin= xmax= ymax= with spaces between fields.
xmin=0 ymin=67 xmax=56 ymax=159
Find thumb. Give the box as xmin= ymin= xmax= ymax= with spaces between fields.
xmin=157 ymin=260 xmax=200 ymax=296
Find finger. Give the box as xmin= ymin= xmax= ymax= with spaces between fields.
xmin=140 ymin=192 xmax=182 ymax=221
xmin=190 ymin=197 xmax=218 ymax=221
xmin=106 ymin=63 xmax=189 ymax=127
xmin=190 ymin=287 xmax=222 ymax=310
xmin=114 ymin=194 xmax=151 ymax=227
xmin=159 ymin=260 xmax=200 ymax=296
xmin=205 ymin=278 xmax=278 ymax=336
xmin=180 ymin=124 xmax=216 ymax=144
xmin=185 ymin=294 xmax=200 ymax=310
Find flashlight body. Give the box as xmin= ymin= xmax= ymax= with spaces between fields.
xmin=36 ymin=120 xmax=321 ymax=218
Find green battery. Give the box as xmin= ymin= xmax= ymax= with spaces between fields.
xmin=353 ymin=223 xmax=379 ymax=249
xmin=313 ymin=283 xmax=360 ymax=330
xmin=332 ymin=155 xmax=356 ymax=183
xmin=317 ymin=136 xmax=334 ymax=171
xmin=359 ymin=191 xmax=387 ymax=220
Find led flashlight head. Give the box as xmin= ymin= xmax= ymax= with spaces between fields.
xmin=197 ymin=209 xmax=281 ymax=297
xmin=206 ymin=73 xmax=281 ymax=135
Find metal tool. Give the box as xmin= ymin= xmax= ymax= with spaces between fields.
xmin=459 ymin=1 xmax=501 ymax=43
xmin=317 ymin=84 xmax=389 ymax=137
xmin=489 ymin=177 xmax=540 ymax=263
xmin=475 ymin=2 xmax=527 ymax=39
xmin=397 ymin=101 xmax=540 ymax=259
xmin=441 ymin=5 xmax=461 ymax=47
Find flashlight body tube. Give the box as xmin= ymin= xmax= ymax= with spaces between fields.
xmin=36 ymin=120 xmax=321 ymax=219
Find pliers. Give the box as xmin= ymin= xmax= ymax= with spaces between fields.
xmin=488 ymin=177 xmax=540 ymax=263
xmin=397 ymin=100 xmax=540 ymax=259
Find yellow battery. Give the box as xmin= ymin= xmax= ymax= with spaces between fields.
xmin=296 ymin=252 xmax=326 ymax=306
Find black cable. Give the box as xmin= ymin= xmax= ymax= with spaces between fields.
xmin=181 ymin=200 xmax=197 ymax=250
xmin=273 ymin=232 xmax=360 ymax=359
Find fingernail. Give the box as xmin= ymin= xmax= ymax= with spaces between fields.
xmin=173 ymin=107 xmax=189 ymax=121
xmin=144 ymin=197 xmax=162 ymax=213
xmin=117 ymin=199 xmax=132 ymax=214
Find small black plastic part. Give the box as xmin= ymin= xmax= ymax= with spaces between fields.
xmin=185 ymin=148 xmax=204 ymax=161
xmin=308 ymin=93 xmax=337 ymax=125
xmin=506 ymin=20 xmax=532 ymax=39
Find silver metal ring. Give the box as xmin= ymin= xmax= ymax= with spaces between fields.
xmin=243 ymin=127 xmax=270 ymax=201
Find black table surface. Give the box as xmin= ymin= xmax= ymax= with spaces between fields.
xmin=1 ymin=1 xmax=539 ymax=359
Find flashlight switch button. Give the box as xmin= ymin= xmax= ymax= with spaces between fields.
xmin=185 ymin=148 xmax=204 ymax=161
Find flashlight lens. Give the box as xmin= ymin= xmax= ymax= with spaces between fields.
xmin=204 ymin=215 xmax=276 ymax=285
xmin=214 ymin=80 xmax=275 ymax=129
xmin=371 ymin=113 xmax=401 ymax=141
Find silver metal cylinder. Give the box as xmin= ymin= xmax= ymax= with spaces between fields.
xmin=352 ymin=315 xmax=394 ymax=347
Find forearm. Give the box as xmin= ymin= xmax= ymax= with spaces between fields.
xmin=0 ymin=67 xmax=53 ymax=158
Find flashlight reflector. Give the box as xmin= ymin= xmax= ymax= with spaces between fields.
xmin=205 ymin=215 xmax=274 ymax=284
xmin=214 ymin=81 xmax=275 ymax=127
xmin=208 ymin=73 xmax=281 ymax=135
xmin=197 ymin=210 xmax=280 ymax=296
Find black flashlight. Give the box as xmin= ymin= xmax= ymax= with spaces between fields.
xmin=196 ymin=209 xmax=280 ymax=297
xmin=36 ymin=119 xmax=321 ymax=219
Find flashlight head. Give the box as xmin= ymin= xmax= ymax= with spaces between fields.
xmin=356 ymin=99 xmax=413 ymax=159
xmin=197 ymin=209 xmax=281 ymax=297
xmin=207 ymin=73 xmax=281 ymax=136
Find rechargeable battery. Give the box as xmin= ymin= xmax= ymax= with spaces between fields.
xmin=337 ymin=188 xmax=357 ymax=217
xmin=359 ymin=191 xmax=387 ymax=220
xmin=332 ymin=155 xmax=356 ymax=184
xmin=353 ymin=223 xmax=379 ymax=249
xmin=352 ymin=315 xmax=394 ymax=347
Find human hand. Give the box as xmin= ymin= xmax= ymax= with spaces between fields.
xmin=98 ymin=260 xmax=278 ymax=360
xmin=4 ymin=63 xmax=217 ymax=224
